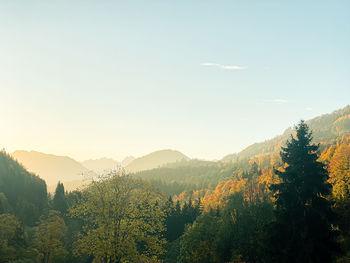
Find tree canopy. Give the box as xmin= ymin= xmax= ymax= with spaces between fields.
xmin=69 ymin=172 xmax=166 ymax=263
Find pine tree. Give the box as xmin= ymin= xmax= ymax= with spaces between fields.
xmin=52 ymin=182 xmax=68 ymax=215
xmin=269 ymin=121 xmax=339 ymax=262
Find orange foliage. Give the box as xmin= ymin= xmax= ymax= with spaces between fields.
xmin=201 ymin=178 xmax=247 ymax=211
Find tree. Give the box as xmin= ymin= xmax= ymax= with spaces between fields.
xmin=179 ymin=192 xmax=273 ymax=263
xmin=269 ymin=121 xmax=339 ymax=262
xmin=70 ymin=172 xmax=166 ymax=263
xmin=32 ymin=210 xmax=68 ymax=263
xmin=179 ymin=210 xmax=222 ymax=263
xmin=52 ymin=182 xmax=68 ymax=215
xmin=164 ymin=197 xmax=201 ymax=262
xmin=0 ymin=214 xmax=26 ymax=263
xmin=328 ymin=142 xmax=350 ymax=261
xmin=329 ymin=142 xmax=350 ymax=201
xmin=63 ymin=190 xmax=90 ymax=263
xmin=0 ymin=192 xmax=10 ymax=214
xmin=216 ymin=193 xmax=273 ymax=263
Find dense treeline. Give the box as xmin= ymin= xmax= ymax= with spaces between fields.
xmin=133 ymin=158 xmax=254 ymax=197
xmin=0 ymin=151 xmax=47 ymax=226
xmin=0 ymin=158 xmax=202 ymax=263
xmin=1 ymin=121 xmax=350 ymax=262
xmin=222 ymin=105 xmax=350 ymax=162
xmin=178 ymin=122 xmax=348 ymax=262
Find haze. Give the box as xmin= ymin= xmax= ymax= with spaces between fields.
xmin=1 ymin=1 xmax=349 ymax=161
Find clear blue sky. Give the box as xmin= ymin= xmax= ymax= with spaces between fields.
xmin=0 ymin=0 xmax=349 ymax=161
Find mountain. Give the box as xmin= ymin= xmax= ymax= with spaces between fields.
xmin=125 ymin=150 xmax=189 ymax=173
xmin=121 ymin=156 xmax=135 ymax=167
xmin=81 ymin=158 xmax=120 ymax=173
xmin=131 ymin=106 xmax=350 ymax=196
xmin=11 ymin=150 xmax=89 ymax=186
xmin=222 ymin=105 xmax=350 ymax=162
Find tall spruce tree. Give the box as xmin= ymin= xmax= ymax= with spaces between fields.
xmin=52 ymin=182 xmax=68 ymax=215
xmin=269 ymin=121 xmax=339 ymax=262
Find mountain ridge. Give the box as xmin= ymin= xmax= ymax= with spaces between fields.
xmin=125 ymin=149 xmax=190 ymax=173
xmin=11 ymin=150 xmax=89 ymax=186
xmin=222 ymin=105 xmax=350 ymax=162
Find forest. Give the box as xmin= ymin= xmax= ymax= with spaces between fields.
xmin=1 ymin=0 xmax=349 ymax=261
xmin=1 ymin=119 xmax=350 ymax=262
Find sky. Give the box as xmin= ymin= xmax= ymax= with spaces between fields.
xmin=0 ymin=0 xmax=349 ymax=161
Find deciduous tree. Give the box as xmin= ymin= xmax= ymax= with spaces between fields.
xmin=70 ymin=172 xmax=166 ymax=263
xmin=32 ymin=210 xmax=68 ymax=263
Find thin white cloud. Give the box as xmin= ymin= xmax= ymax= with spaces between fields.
xmin=305 ymin=107 xmax=313 ymax=111
xmin=201 ymin=62 xmax=245 ymax=70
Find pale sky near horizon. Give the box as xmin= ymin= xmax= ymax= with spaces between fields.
xmin=0 ymin=1 xmax=349 ymax=161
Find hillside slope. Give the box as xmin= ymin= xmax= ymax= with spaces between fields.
xmin=11 ymin=150 xmax=89 ymax=186
xmin=125 ymin=150 xmax=189 ymax=173
xmin=0 ymin=150 xmax=47 ymax=226
xmin=121 ymin=156 xmax=135 ymax=167
xmin=133 ymin=106 xmax=350 ymax=197
xmin=222 ymin=105 xmax=350 ymax=161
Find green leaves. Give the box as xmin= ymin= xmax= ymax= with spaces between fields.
xmin=32 ymin=210 xmax=68 ymax=263
xmin=0 ymin=214 xmax=26 ymax=263
xmin=69 ymin=172 xmax=166 ymax=263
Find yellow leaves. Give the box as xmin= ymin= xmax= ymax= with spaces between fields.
xmin=200 ymin=178 xmax=247 ymax=211
xmin=327 ymin=142 xmax=350 ymax=201
xmin=70 ymin=173 xmax=166 ymax=262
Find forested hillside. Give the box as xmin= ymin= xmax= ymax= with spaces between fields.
xmin=133 ymin=106 xmax=350 ymax=198
xmin=0 ymin=150 xmax=47 ymax=226
xmin=2 ymin=0 xmax=348 ymax=261
xmin=171 ymin=122 xmax=350 ymax=262
xmin=223 ymin=105 xmax=350 ymax=161
xmin=1 ymin=107 xmax=350 ymax=262
xmin=133 ymin=158 xmax=252 ymax=196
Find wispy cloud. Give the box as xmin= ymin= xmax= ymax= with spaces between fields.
xmin=201 ymin=62 xmax=246 ymax=70
xmin=305 ymin=107 xmax=313 ymax=111
xmin=260 ymin=99 xmax=288 ymax=105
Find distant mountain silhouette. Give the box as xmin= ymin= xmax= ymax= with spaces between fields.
xmin=121 ymin=156 xmax=135 ymax=167
xmin=11 ymin=150 xmax=89 ymax=186
xmin=125 ymin=150 xmax=189 ymax=173
xmin=81 ymin=158 xmax=120 ymax=173
xmin=222 ymin=105 xmax=350 ymax=162
xmin=10 ymin=106 xmax=349 ymax=192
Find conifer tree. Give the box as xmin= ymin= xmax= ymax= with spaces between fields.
xmin=53 ymin=182 xmax=68 ymax=215
xmin=269 ymin=121 xmax=339 ymax=262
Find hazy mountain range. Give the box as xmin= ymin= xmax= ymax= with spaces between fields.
xmin=125 ymin=150 xmax=189 ymax=173
xmin=11 ymin=149 xmax=189 ymax=190
xmin=10 ymin=105 xmax=350 ymax=192
xmin=11 ymin=151 xmax=90 ymax=186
